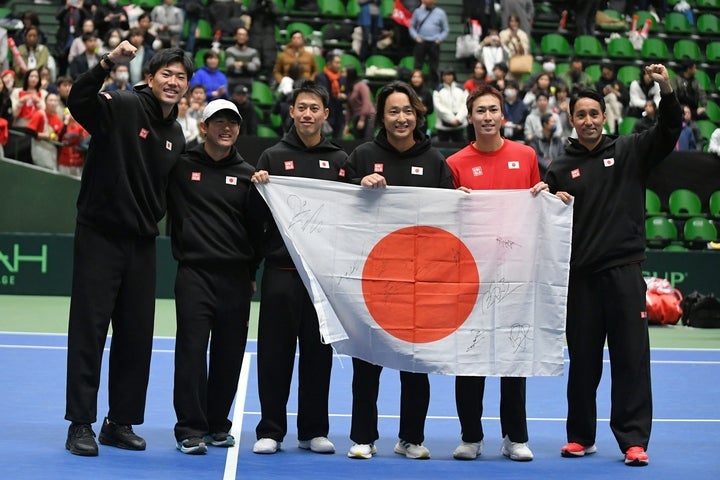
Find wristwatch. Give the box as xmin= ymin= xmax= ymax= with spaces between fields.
xmin=100 ymin=52 xmax=115 ymax=71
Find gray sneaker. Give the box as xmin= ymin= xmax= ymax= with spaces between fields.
xmin=453 ymin=440 xmax=483 ymax=460
xmin=394 ymin=439 xmax=430 ymax=459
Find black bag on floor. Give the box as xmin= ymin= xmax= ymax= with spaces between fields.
xmin=680 ymin=291 xmax=720 ymax=328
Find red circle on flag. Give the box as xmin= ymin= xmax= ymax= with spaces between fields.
xmin=361 ymin=226 xmax=480 ymax=343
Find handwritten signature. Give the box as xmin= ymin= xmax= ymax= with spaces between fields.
xmin=465 ymin=328 xmax=486 ymax=352
xmin=287 ymin=194 xmax=324 ymax=233
xmin=482 ymin=277 xmax=521 ymax=312
xmin=509 ymin=323 xmax=532 ymax=353
xmin=496 ymin=237 xmax=521 ymax=250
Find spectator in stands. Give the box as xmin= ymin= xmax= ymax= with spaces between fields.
xmin=57 ymin=76 xmax=74 ymax=110
xmin=529 ymin=112 xmax=564 ymax=178
xmin=27 ymin=92 xmax=63 ymax=171
xmin=409 ymin=69 xmax=434 ymax=117
xmin=230 ymin=84 xmax=259 ymax=137
xmin=344 ymin=65 xmax=375 ymax=141
xmin=500 ymin=0 xmax=534 ymax=36
xmin=248 ymin=0 xmax=280 ymax=80
xmin=207 ymin=0 xmax=247 ymax=38
xmin=553 ymin=83 xmax=572 ymax=141
xmin=409 ymin=0 xmax=449 ymax=88
xmin=559 ymin=57 xmax=595 ymax=96
xmin=102 ymin=29 xmax=124 ymax=56
xmin=177 ymin=0 xmax=205 ymax=55
xmin=628 ymin=68 xmax=661 ymax=118
xmin=632 ymin=99 xmax=658 ymax=135
xmin=464 ymin=61 xmax=490 ymax=93
xmin=138 ymin=13 xmax=160 ymax=52
xmin=190 ymin=50 xmax=229 ymax=103
xmin=474 ymin=30 xmax=510 ymax=82
xmin=273 ymin=31 xmax=318 ymax=84
xmin=94 ymin=0 xmax=129 ymax=40
xmin=502 ymin=79 xmax=528 ymax=142
xmin=13 ymin=11 xmax=48 ymax=48
xmin=707 ymin=127 xmax=720 ymax=155
xmin=11 ymin=68 xmax=47 ymax=128
xmin=56 ymin=1 xmax=93 ymax=77
xmin=571 ymin=0 xmax=603 ymax=35
xmin=151 ymin=0 xmax=185 ymax=49
xmin=671 ymin=59 xmax=707 ymax=120
xmin=315 ymin=53 xmax=347 ymax=140
xmin=188 ymin=84 xmax=208 ymax=123
xmin=462 ymin=0 xmax=495 ymax=40
xmin=523 ymin=73 xmax=557 ymax=109
xmin=433 ymin=67 xmax=468 ymax=143
xmin=525 ymin=91 xmax=563 ymax=143
xmin=2 ymin=70 xmax=15 ymax=92
xmin=57 ymin=109 xmax=89 ymax=177
xmin=103 ymin=64 xmax=131 ymax=92
xmin=14 ymin=27 xmax=53 ymax=80
xmin=0 ymin=73 xmax=13 ymax=159
xmin=499 ymin=14 xmax=530 ymax=60
xmin=69 ymin=33 xmax=101 ymax=80
xmin=225 ymin=27 xmax=261 ymax=93
xmin=596 ymin=63 xmax=629 ymax=134
xmin=176 ymin=95 xmax=200 ymax=148
xmin=39 ymin=66 xmax=58 ymax=95
xmin=678 ymin=104 xmax=703 ymax=151
xmin=127 ymin=27 xmax=155 ymax=85
xmin=357 ymin=0 xmax=384 ymax=62
xmin=490 ymin=62 xmax=509 ymax=91
xmin=68 ymin=19 xmax=103 ymax=64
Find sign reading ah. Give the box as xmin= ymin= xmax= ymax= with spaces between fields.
xmin=0 ymin=243 xmax=48 ymax=287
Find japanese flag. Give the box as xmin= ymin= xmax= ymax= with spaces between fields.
xmin=256 ymin=177 xmax=573 ymax=376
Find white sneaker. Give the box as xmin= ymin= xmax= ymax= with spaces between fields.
xmin=394 ymin=439 xmax=430 ymax=459
xmin=298 ymin=436 xmax=335 ymax=453
xmin=347 ymin=443 xmax=377 ymax=459
xmin=453 ymin=440 xmax=483 ymax=460
xmin=501 ymin=435 xmax=534 ymax=461
xmin=253 ymin=438 xmax=280 ymax=454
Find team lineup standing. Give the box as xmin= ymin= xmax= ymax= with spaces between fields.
xmin=61 ymin=44 xmax=674 ymax=465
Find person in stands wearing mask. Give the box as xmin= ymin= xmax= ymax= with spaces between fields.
xmin=501 ymin=80 xmax=528 ymax=142
xmin=104 ymin=64 xmax=131 ymax=91
xmin=474 ymin=29 xmax=510 ymax=82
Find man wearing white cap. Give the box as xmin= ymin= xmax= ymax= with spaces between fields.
xmin=167 ymin=99 xmax=269 ymax=454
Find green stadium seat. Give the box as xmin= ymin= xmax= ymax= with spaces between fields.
xmin=645 ymin=216 xmax=678 ymax=248
xmin=599 ymin=9 xmax=628 ymax=31
xmin=365 ymin=54 xmax=395 ymax=69
xmin=646 ymin=189 xmax=665 ymax=216
xmin=706 ymin=41 xmax=720 ymax=62
xmin=195 ymin=19 xmax=215 ymax=42
xmin=345 ymin=0 xmax=361 ymax=17
xmin=540 ymin=33 xmax=571 ymax=57
xmin=380 ymin=0 xmax=395 ymax=18
xmin=319 ymin=0 xmax=347 ymax=17
xmin=340 ymin=53 xmax=363 ymax=76
xmin=573 ymin=35 xmax=604 ymax=58
xmin=709 ymin=190 xmax=720 ymax=218
xmin=194 ymin=49 xmax=225 ymax=69
xmin=669 ymin=189 xmax=704 ymax=218
xmin=399 ymin=56 xmax=429 ymax=75
xmin=634 ymin=10 xmax=659 ymax=33
xmin=673 ymin=39 xmax=703 ymax=62
xmin=696 ymin=119 xmax=717 ymax=141
xmin=607 ymin=36 xmax=637 ymax=60
xmin=585 ymin=64 xmax=602 ymax=82
xmin=257 ymin=125 xmax=280 ymax=138
xmin=617 ymin=65 xmax=642 ymax=86
xmin=664 ymin=12 xmax=694 ymax=34
xmin=683 ymin=217 xmax=717 ymax=246
xmin=696 ymin=69 xmax=713 ymax=92
xmin=662 ymin=244 xmax=689 ymax=252
xmin=251 ymin=81 xmax=275 ymax=108
xmin=705 ymin=100 xmax=720 ymax=123
xmin=696 ymin=13 xmax=720 ymax=36
xmin=696 ymin=0 xmax=720 ymax=9
xmin=284 ymin=22 xmax=315 ymax=44
xmin=321 ymin=24 xmax=352 ymax=50
xmin=618 ymin=116 xmax=638 ymax=136
xmin=640 ymin=38 xmax=670 ymax=60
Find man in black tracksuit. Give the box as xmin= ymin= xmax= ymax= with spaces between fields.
xmin=545 ymin=64 xmax=681 ymax=467
xmin=343 ymin=81 xmax=453 ymax=460
xmin=64 ymin=43 xmax=194 ymax=456
xmin=168 ymin=100 xmax=264 ymax=454
xmin=250 ymin=81 xmax=348 ymax=455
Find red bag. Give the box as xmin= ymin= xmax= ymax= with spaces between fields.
xmin=645 ymin=278 xmax=683 ymax=325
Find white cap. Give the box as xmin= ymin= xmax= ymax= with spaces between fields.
xmin=202 ymin=99 xmax=242 ymax=123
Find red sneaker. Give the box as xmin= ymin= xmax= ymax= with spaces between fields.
xmin=624 ymin=446 xmax=649 ymax=466
xmin=561 ymin=442 xmax=597 ymax=457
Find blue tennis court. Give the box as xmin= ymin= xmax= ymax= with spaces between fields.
xmin=1 ymin=330 xmax=719 ymax=479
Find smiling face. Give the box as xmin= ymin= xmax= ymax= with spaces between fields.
xmin=290 ymin=92 xmax=328 ymax=144
xmin=201 ymin=112 xmax=240 ymax=150
xmin=571 ymin=97 xmax=607 ymax=150
xmin=468 ymin=93 xmax=503 ymax=140
xmin=382 ymin=91 xmax=417 ymax=146
xmin=147 ymin=61 xmax=189 ymax=115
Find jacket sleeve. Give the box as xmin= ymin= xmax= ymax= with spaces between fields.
xmin=66 ymin=63 xmax=113 ymax=136
xmin=639 ymin=91 xmax=682 ymax=170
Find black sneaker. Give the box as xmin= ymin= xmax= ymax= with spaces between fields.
xmin=203 ymin=432 xmax=235 ymax=447
xmin=66 ymin=423 xmax=98 ymax=456
xmin=98 ymin=417 xmax=146 ymax=451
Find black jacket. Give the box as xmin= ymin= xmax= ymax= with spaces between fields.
xmin=167 ymin=143 xmax=260 ymax=269
xmin=343 ymin=129 xmax=453 ymax=188
xmin=68 ymin=62 xmax=185 ymax=237
xmin=545 ymin=92 xmax=682 ymax=274
xmin=250 ymin=127 xmax=348 ymax=268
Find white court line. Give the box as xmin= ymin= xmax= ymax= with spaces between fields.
xmin=224 ymin=352 xmax=252 ymax=480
